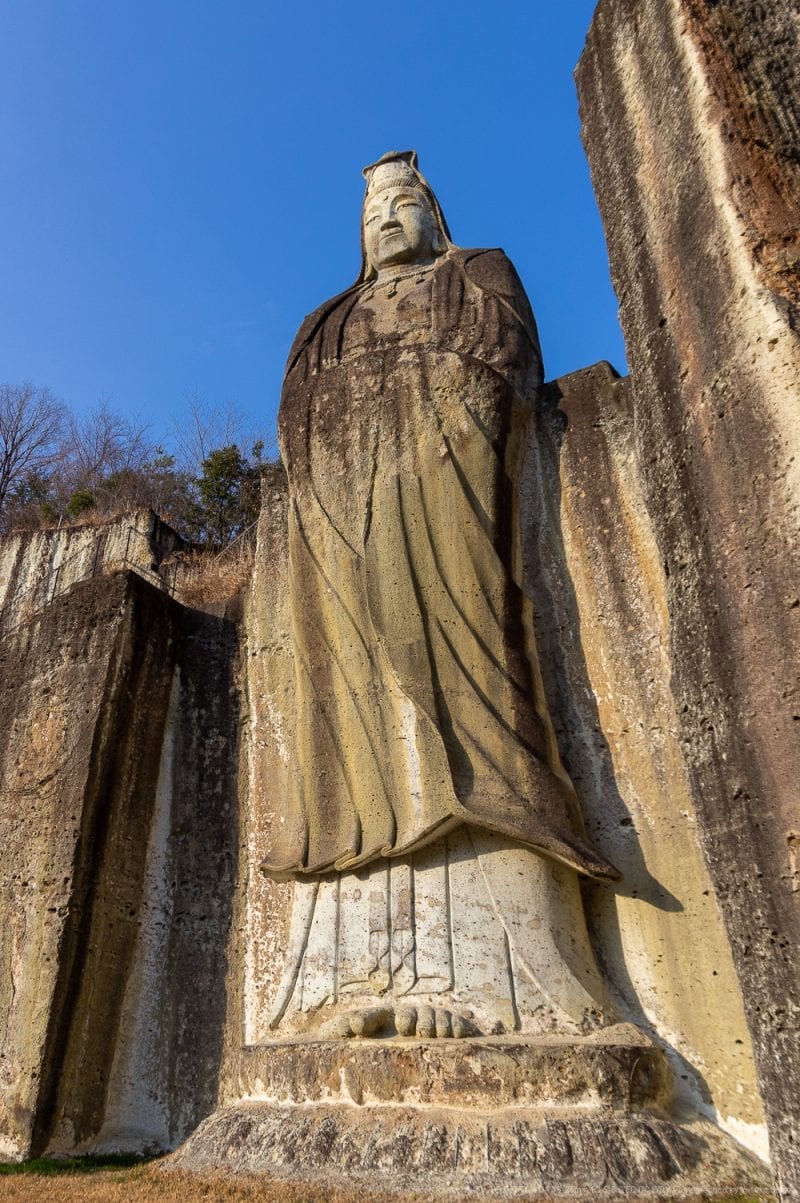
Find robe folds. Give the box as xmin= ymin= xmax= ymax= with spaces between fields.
xmin=267 ymin=247 xmax=619 ymax=883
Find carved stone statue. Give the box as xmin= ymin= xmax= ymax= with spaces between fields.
xmin=263 ymin=150 xmax=619 ymax=1039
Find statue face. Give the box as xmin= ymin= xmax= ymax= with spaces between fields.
xmin=363 ymin=186 xmax=439 ymax=272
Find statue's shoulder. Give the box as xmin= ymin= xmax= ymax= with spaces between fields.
xmin=302 ymin=284 xmax=358 ymax=329
xmin=450 ymin=248 xmax=540 ymax=361
xmin=449 ymin=247 xmax=527 ymax=300
xmin=285 ymin=284 xmax=359 ymax=375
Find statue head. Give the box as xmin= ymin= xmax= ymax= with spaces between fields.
xmin=359 ymin=151 xmax=452 ymax=281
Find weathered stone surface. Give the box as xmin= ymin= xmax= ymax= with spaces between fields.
xmin=522 ymin=364 xmax=765 ymax=1153
xmin=1 ymin=13 xmax=793 ymax=1192
xmin=577 ymin=3 xmax=800 ymax=1197
xmin=237 ymin=468 xmax=294 ymax=1053
xmin=240 ymin=371 xmax=766 ymax=1162
xmin=0 ymin=510 xmax=183 ymax=638
xmin=0 ymin=572 xmax=177 ymax=1158
xmin=0 ymin=561 xmax=239 ymax=1159
xmin=224 ymin=151 xmax=773 ymax=1199
xmin=236 ymin=1027 xmax=672 ymax=1111
xmin=91 ymin=593 xmax=240 ymax=1156
xmin=248 ymin=152 xmax=618 ymax=1060
xmin=272 ymin=150 xmax=616 ymax=886
xmin=167 ymin=1099 xmax=770 ymax=1200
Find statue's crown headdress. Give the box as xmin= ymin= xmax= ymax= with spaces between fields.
xmin=362 ymin=150 xmax=422 ymax=196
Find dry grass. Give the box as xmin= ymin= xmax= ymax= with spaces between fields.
xmin=4 ymin=507 xmax=152 ymax=538
xmin=0 ymin=1163 xmax=431 ymax=1202
xmin=171 ymin=540 xmax=255 ymax=608
xmin=0 ymin=1164 xmax=775 ymax=1203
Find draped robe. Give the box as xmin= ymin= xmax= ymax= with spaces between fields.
xmin=266 ymin=247 xmax=619 ymax=884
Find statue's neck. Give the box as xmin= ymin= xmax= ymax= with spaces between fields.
xmin=373 ymin=256 xmax=438 ymax=286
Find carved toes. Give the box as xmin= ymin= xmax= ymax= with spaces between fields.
xmin=415 ymin=1005 xmax=436 ymax=1038
xmin=350 ymin=1007 xmax=391 ymax=1037
xmin=394 ymin=1005 xmax=474 ymax=1038
xmin=450 ymin=1012 xmax=466 ymax=1038
xmin=395 ymin=1007 xmax=416 ymax=1036
xmin=321 ymin=1004 xmax=476 ymax=1039
xmin=322 ymin=1014 xmax=356 ymax=1039
xmin=321 ymin=1006 xmax=391 ymax=1039
xmin=435 ymin=1008 xmax=452 ymax=1038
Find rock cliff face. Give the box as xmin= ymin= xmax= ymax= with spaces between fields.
xmin=0 ymin=572 xmax=172 ymax=1157
xmin=524 ymin=366 xmax=765 ymax=1152
xmin=577 ymin=2 xmax=799 ymax=1197
xmin=0 ymin=511 xmax=184 ymax=639
xmin=0 ymin=520 xmax=239 ymax=1159
xmin=1 ymin=3 xmax=797 ymax=1193
xmin=239 ymin=389 xmax=767 ymax=1162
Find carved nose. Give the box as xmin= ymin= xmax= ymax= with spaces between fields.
xmin=381 ymin=217 xmax=402 ymax=231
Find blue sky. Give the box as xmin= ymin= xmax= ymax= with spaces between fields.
xmin=0 ymin=1 xmax=625 ymax=452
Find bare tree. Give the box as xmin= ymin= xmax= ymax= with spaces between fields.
xmin=0 ymin=383 xmax=67 ymax=515
xmin=170 ymin=390 xmax=274 ymax=475
xmin=1 ymin=384 xmax=276 ymax=541
xmin=35 ymin=398 xmax=160 ymax=522
xmin=61 ymin=398 xmax=150 ymax=486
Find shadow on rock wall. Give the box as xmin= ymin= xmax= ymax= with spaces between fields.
xmin=519 ymin=366 xmax=763 ymax=1138
xmin=0 ymin=569 xmax=240 ymax=1158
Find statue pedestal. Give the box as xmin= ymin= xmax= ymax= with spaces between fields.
xmin=166 ymin=1026 xmax=769 ymax=1199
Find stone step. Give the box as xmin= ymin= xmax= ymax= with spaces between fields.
xmin=235 ymin=1025 xmax=673 ymax=1111
xmin=166 ymin=1100 xmax=771 ymax=1200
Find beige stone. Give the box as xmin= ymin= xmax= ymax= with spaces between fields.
xmin=577 ymin=1 xmax=799 ymax=1195
xmin=0 ymin=5 xmax=794 ymax=1189
xmin=255 ymin=151 xmax=617 ymax=1047
xmin=225 ymin=152 xmax=768 ymax=1198
xmin=0 ymin=515 xmax=239 ymax=1159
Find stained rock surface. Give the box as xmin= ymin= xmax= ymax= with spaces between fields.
xmin=0 ymin=509 xmax=183 ymax=638
xmin=577 ymin=1 xmax=800 ymax=1197
xmin=1 ymin=3 xmax=797 ymax=1195
xmin=0 ymin=558 xmax=239 ymax=1159
xmin=169 ymin=1098 xmax=769 ymax=1201
xmin=171 ymin=1022 xmax=769 ymax=1199
xmin=243 ymin=387 xmax=767 ymax=1159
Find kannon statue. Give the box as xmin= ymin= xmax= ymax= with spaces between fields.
xmin=262 ymin=151 xmax=619 ymax=1040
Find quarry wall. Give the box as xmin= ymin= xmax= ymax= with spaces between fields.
xmin=0 ymin=510 xmax=184 ymax=641
xmin=0 ymin=531 xmax=239 ymax=1158
xmin=239 ymin=389 xmax=767 ymax=1164
xmin=0 ymin=3 xmax=797 ymax=1197
xmin=577 ymin=1 xmax=800 ymax=1196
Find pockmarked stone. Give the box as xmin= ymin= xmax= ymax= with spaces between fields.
xmin=0 ymin=117 xmax=777 ymax=1197
xmin=168 ymin=1098 xmax=770 ymax=1200
xmin=200 ymin=150 xmax=772 ymax=1200
xmin=235 ymin=1026 xmax=672 ymax=1110
xmin=259 ymin=148 xmax=619 ymax=1043
xmin=577 ymin=1 xmax=800 ymax=1196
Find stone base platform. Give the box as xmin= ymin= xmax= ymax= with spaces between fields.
xmin=166 ymin=1029 xmax=771 ymax=1200
xmin=234 ymin=1023 xmax=674 ymax=1111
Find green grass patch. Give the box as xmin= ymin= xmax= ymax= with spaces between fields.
xmin=0 ymin=1153 xmax=157 ymax=1176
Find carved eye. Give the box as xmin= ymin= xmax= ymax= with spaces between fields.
xmin=365 ymin=212 xmax=380 ymax=226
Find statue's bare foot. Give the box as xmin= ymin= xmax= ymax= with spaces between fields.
xmin=395 ymin=1004 xmax=476 ymax=1038
xmin=320 ymin=1006 xmax=393 ymax=1038
xmin=319 ymin=1004 xmax=477 ymax=1039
